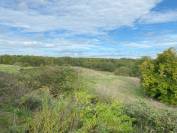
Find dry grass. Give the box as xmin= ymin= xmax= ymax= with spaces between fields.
xmin=77 ymin=67 xmax=177 ymax=111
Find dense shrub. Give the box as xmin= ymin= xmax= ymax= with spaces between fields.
xmin=0 ymin=72 xmax=28 ymax=105
xmin=0 ymin=66 xmax=78 ymax=106
xmin=141 ymin=48 xmax=177 ymax=105
xmin=0 ymin=67 xmax=79 ymax=132
xmin=114 ymin=66 xmax=131 ymax=76
xmin=19 ymin=66 xmax=78 ymax=97
xmin=20 ymin=96 xmax=42 ymax=111
xmin=124 ymin=101 xmax=177 ymax=133
xmin=28 ymin=90 xmax=133 ymax=133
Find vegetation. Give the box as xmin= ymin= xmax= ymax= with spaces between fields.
xmin=0 ymin=66 xmax=133 ymax=133
xmin=79 ymin=67 xmax=177 ymax=133
xmin=141 ymin=48 xmax=177 ymax=105
xmin=0 ymin=55 xmax=142 ymax=77
xmin=28 ymin=89 xmax=133 ymax=133
xmin=19 ymin=66 xmax=78 ymax=97
xmin=0 ymin=64 xmax=21 ymax=73
xmin=124 ymin=101 xmax=177 ymax=133
xmin=0 ymin=48 xmax=177 ymax=132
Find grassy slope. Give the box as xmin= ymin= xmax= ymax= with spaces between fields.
xmin=77 ymin=67 xmax=177 ymax=111
xmin=0 ymin=64 xmax=176 ymax=111
xmin=0 ymin=64 xmax=21 ymax=73
xmin=0 ymin=64 xmax=34 ymax=74
xmin=0 ymin=64 xmax=176 ymax=110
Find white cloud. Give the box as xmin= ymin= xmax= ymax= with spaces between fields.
xmin=0 ymin=0 xmax=160 ymax=34
xmin=123 ymin=33 xmax=177 ymax=49
xmin=139 ymin=10 xmax=177 ymax=24
xmin=0 ymin=35 xmax=101 ymax=50
xmin=124 ymin=42 xmax=152 ymax=48
xmin=0 ymin=0 xmax=177 ymax=58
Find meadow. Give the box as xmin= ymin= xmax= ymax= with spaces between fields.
xmin=0 ymin=49 xmax=177 ymax=133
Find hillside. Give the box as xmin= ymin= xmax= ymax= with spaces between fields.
xmin=0 ymin=65 xmax=177 ymax=132
xmin=77 ymin=67 xmax=177 ymax=111
xmin=0 ymin=64 xmax=176 ymax=111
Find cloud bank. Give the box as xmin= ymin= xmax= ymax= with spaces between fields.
xmin=0 ymin=0 xmax=177 ymax=58
xmin=0 ymin=0 xmax=161 ymax=34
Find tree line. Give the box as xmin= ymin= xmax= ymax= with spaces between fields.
xmin=0 ymin=55 xmax=142 ymax=77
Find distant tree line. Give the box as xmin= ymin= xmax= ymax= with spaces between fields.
xmin=0 ymin=55 xmax=142 ymax=77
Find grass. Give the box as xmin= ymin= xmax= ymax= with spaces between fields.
xmin=0 ymin=64 xmax=21 ymax=73
xmin=77 ymin=67 xmax=177 ymax=111
xmin=0 ymin=64 xmax=176 ymax=112
xmin=77 ymin=67 xmax=177 ymax=132
xmin=0 ymin=64 xmax=34 ymax=74
xmin=0 ymin=64 xmax=176 ymax=132
xmin=0 ymin=64 xmax=34 ymax=132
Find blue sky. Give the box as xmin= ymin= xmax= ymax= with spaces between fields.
xmin=0 ymin=0 xmax=177 ymax=58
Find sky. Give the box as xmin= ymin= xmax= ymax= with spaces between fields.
xmin=0 ymin=0 xmax=177 ymax=58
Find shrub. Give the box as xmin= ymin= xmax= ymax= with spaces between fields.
xmin=124 ymin=101 xmax=177 ymax=133
xmin=141 ymin=48 xmax=177 ymax=105
xmin=28 ymin=90 xmax=133 ymax=133
xmin=0 ymin=72 xmax=28 ymax=105
xmin=114 ymin=66 xmax=131 ymax=76
xmin=19 ymin=66 xmax=78 ymax=97
xmin=20 ymin=96 xmax=42 ymax=111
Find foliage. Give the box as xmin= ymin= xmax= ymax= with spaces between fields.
xmin=28 ymin=90 xmax=133 ymax=133
xmin=20 ymin=96 xmax=42 ymax=111
xmin=19 ymin=66 xmax=78 ymax=97
xmin=0 ymin=72 xmax=28 ymax=105
xmin=0 ymin=66 xmax=78 ymax=105
xmin=114 ymin=66 xmax=131 ymax=76
xmin=0 ymin=67 xmax=79 ymax=132
xmin=141 ymin=48 xmax=177 ymax=105
xmin=0 ymin=55 xmax=141 ymax=77
xmin=1 ymin=49 xmax=177 ymax=132
xmin=124 ymin=100 xmax=177 ymax=133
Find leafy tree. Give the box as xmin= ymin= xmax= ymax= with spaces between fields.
xmin=141 ymin=48 xmax=177 ymax=104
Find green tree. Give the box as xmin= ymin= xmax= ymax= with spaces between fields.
xmin=141 ymin=48 xmax=177 ymax=105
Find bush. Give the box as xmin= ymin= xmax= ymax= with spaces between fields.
xmin=0 ymin=72 xmax=28 ymax=105
xmin=141 ymin=48 xmax=177 ymax=105
xmin=114 ymin=66 xmax=131 ymax=76
xmin=0 ymin=66 xmax=79 ymax=132
xmin=20 ymin=96 xmax=42 ymax=111
xmin=27 ymin=90 xmax=133 ymax=133
xmin=124 ymin=101 xmax=177 ymax=133
xmin=19 ymin=66 xmax=78 ymax=97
